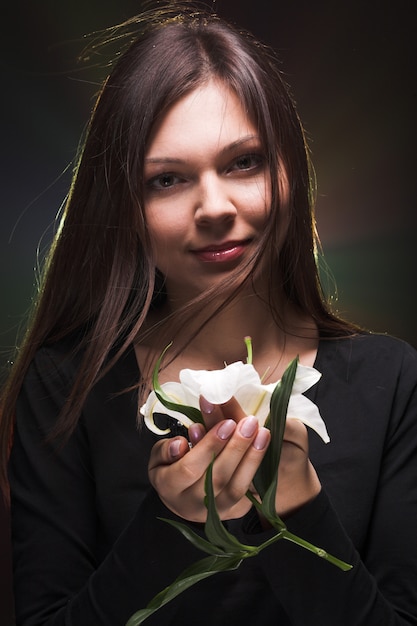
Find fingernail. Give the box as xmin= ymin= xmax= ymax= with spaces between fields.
xmin=169 ymin=439 xmax=182 ymax=458
xmin=253 ymin=427 xmax=270 ymax=450
xmin=200 ymin=395 xmax=215 ymax=414
xmin=217 ymin=419 xmax=236 ymax=440
xmin=189 ymin=423 xmax=205 ymax=446
xmin=239 ymin=415 xmax=258 ymax=438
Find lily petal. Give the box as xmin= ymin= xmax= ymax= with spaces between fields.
xmin=287 ymin=395 xmax=330 ymax=443
xmin=142 ymin=358 xmax=329 ymax=443
xmin=291 ymin=363 xmax=322 ymax=394
xmin=140 ymin=382 xmax=196 ymax=434
xmin=180 ymin=362 xmax=261 ymax=405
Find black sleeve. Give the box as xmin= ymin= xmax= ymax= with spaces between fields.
xmin=9 ymin=338 xmax=417 ymax=625
xmin=9 ymin=348 xmax=204 ymax=626
xmin=238 ymin=489 xmax=415 ymax=625
xmin=236 ymin=338 xmax=417 ymax=625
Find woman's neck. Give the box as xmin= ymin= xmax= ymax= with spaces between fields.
xmin=136 ymin=291 xmax=318 ymax=384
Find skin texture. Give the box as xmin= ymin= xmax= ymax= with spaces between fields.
xmin=143 ymin=80 xmax=271 ymax=306
xmin=145 ymin=81 xmax=321 ymax=524
xmin=148 ymin=396 xmax=321 ymax=523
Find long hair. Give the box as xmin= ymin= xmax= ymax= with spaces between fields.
xmin=0 ymin=3 xmax=357 ymax=496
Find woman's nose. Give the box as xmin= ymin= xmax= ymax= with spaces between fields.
xmin=194 ymin=174 xmax=237 ymax=225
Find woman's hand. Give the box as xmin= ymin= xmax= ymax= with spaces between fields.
xmin=148 ymin=398 xmax=270 ymax=522
xmin=148 ymin=397 xmax=321 ymax=523
xmin=274 ymin=418 xmax=321 ymax=519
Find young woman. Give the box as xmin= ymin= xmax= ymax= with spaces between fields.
xmin=1 ymin=4 xmax=416 ymax=625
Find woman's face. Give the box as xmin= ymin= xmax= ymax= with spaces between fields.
xmin=143 ymin=80 xmax=272 ymax=306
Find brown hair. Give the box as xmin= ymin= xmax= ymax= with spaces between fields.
xmin=0 ymin=3 xmax=357 ymax=496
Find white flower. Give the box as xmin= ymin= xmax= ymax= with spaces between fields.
xmin=140 ymin=360 xmax=329 ymax=443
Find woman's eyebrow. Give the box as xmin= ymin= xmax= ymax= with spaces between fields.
xmin=145 ymin=135 xmax=261 ymax=165
xmin=145 ymin=157 xmax=185 ymax=164
xmin=222 ymin=135 xmax=261 ymax=153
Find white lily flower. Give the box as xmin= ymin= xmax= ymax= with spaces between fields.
xmin=140 ymin=360 xmax=329 ymax=443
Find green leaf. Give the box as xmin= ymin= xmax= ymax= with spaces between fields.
xmin=253 ymin=357 xmax=298 ymax=505
xmin=125 ymin=554 xmax=243 ymax=626
xmin=204 ymin=459 xmax=256 ymax=555
xmin=152 ymin=344 xmax=205 ymax=425
xmin=158 ymin=517 xmax=225 ymax=556
xmin=154 ymin=389 xmax=204 ymax=424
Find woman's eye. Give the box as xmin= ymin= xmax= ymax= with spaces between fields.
xmin=147 ymin=173 xmax=182 ymax=191
xmin=231 ymin=153 xmax=264 ymax=172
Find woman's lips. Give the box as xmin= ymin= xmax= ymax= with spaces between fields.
xmin=191 ymin=240 xmax=249 ymax=263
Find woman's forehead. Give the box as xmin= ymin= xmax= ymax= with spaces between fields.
xmin=145 ymin=80 xmax=260 ymax=159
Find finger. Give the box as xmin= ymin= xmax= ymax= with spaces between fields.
xmin=188 ymin=422 xmax=206 ymax=447
xmin=148 ymin=436 xmax=190 ymax=472
xmin=210 ymin=415 xmax=260 ymax=493
xmin=200 ymin=395 xmax=246 ymax=431
xmin=219 ymin=396 xmax=246 ymax=422
xmin=199 ymin=395 xmax=226 ymax=430
xmin=150 ymin=419 xmax=237 ymax=491
xmin=169 ymin=417 xmax=263 ymax=520
xmin=215 ymin=425 xmax=271 ymax=517
xmin=149 ymin=419 xmax=239 ymax=521
xmin=179 ymin=419 xmax=238 ymax=480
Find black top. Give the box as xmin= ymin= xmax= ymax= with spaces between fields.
xmin=9 ymin=333 xmax=417 ymax=625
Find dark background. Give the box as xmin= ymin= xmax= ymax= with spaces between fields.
xmin=1 ymin=1 xmax=415 ymax=622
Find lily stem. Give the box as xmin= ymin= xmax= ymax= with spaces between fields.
xmin=279 ymin=529 xmax=353 ymax=571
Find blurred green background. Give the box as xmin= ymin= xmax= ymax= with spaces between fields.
xmin=1 ymin=1 xmax=415 ymax=622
